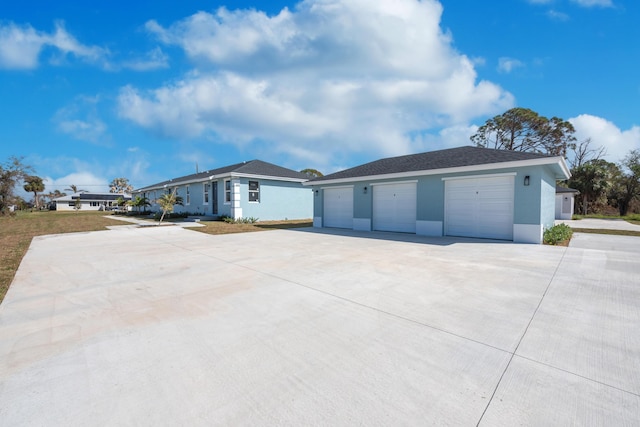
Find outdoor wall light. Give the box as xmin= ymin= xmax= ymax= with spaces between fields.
xmin=524 ymin=175 xmax=530 ymax=186
xmin=315 ymin=190 xmax=319 ymax=196
xmin=363 ymin=186 xmax=368 ymax=194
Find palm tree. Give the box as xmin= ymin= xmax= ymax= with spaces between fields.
xmin=23 ymin=176 xmax=45 ymax=209
xmin=115 ymin=196 xmax=125 ymax=212
xmin=129 ymin=195 xmax=150 ymax=214
xmin=65 ymin=184 xmax=87 ymax=194
xmin=157 ymin=189 xmax=183 ymax=224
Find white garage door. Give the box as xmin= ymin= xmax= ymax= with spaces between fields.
xmin=373 ymin=182 xmax=417 ymax=233
xmin=445 ymin=175 xmax=514 ymax=240
xmin=323 ymin=187 xmax=353 ymax=229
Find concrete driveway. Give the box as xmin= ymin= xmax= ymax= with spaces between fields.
xmin=0 ymin=226 xmax=638 ymax=425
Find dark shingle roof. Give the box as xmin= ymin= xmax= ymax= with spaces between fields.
xmin=75 ymin=193 xmax=131 ymax=201
xmin=136 ymin=160 xmax=308 ymax=191
xmin=556 ymin=185 xmax=579 ymax=194
xmin=310 ymin=146 xmax=557 ymax=182
xmin=54 ymin=192 xmax=131 ymax=202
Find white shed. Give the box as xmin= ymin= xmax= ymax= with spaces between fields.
xmin=555 ymin=186 xmax=579 ymax=220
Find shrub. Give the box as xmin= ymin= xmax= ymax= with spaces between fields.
xmin=221 ymin=216 xmax=259 ymax=224
xmin=543 ymin=224 xmax=573 ymax=245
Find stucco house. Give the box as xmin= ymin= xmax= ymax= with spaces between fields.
xmin=53 ymin=192 xmax=132 ymax=211
xmin=303 ymin=146 xmax=571 ymax=244
xmin=555 ymin=186 xmax=579 ymax=220
xmin=133 ymin=160 xmax=313 ymax=221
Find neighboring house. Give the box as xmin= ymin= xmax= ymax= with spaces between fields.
xmin=53 ymin=192 xmax=132 ymax=211
xmin=555 ymin=186 xmax=579 ymax=220
xmin=303 ymin=146 xmax=571 ymax=244
xmin=133 ymin=160 xmax=313 ymax=221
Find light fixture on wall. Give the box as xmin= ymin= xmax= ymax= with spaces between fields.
xmin=524 ymin=175 xmax=530 ymax=186
xmin=315 ymin=189 xmax=319 ymax=196
xmin=363 ymin=186 xmax=368 ymax=194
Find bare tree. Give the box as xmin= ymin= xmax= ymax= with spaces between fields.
xmin=568 ymin=138 xmax=607 ymax=169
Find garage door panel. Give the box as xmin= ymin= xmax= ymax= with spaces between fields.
xmin=445 ymin=176 xmax=514 ymax=240
xmin=373 ymin=183 xmax=416 ymax=233
xmin=324 ymin=188 xmax=353 ymax=229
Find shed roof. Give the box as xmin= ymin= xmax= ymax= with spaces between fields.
xmin=135 ymin=160 xmax=308 ymax=192
xmin=556 ymin=185 xmax=580 ymax=194
xmin=54 ymin=192 xmax=131 ymax=202
xmin=306 ymin=146 xmax=570 ymax=184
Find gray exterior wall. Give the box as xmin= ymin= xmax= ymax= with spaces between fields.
xmin=310 ymin=164 xmax=560 ymax=243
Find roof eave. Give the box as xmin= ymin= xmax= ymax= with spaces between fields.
xmin=303 ymin=156 xmax=571 ymax=186
xmin=134 ymin=172 xmax=308 ymax=192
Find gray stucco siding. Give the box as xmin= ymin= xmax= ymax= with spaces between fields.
xmin=540 ymin=168 xmax=557 ymax=230
xmin=416 ymin=177 xmax=444 ymax=223
xmin=353 ymin=183 xmax=371 ymax=220
xmin=310 ymin=164 xmax=558 ymax=243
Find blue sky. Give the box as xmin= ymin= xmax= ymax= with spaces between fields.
xmin=2 ymin=0 xmax=639 ymax=196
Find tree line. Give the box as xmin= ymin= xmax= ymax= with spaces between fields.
xmin=471 ymin=107 xmax=640 ymax=216
xmin=0 ymin=159 xmax=136 ymax=215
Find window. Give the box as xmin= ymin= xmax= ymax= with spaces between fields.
xmin=203 ymin=183 xmax=209 ymax=204
xmin=225 ymin=179 xmax=231 ymax=203
xmin=68 ymin=202 xmax=75 ymax=207
xmin=90 ymin=201 xmax=98 ymax=207
xmin=248 ymin=180 xmax=260 ymax=202
xmin=186 ymin=185 xmax=190 ymax=205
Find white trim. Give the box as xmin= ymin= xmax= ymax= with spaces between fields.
xmin=228 ymin=172 xmax=308 ymax=183
xmin=303 ymin=156 xmax=570 ymax=186
xmin=202 ymin=182 xmax=209 ymax=205
xmin=441 ymin=172 xmax=517 ymax=181
xmin=513 ymin=224 xmax=543 ymax=244
xmin=353 ymin=218 xmax=371 ymax=231
xmin=370 ymin=179 xmax=418 ymax=186
xmin=416 ymin=221 xmax=443 ymax=237
xmin=248 ymin=179 xmax=260 ymax=203
xmin=320 ymin=185 xmax=354 ymax=190
xmin=223 ymin=179 xmax=231 ymax=205
xmin=231 ymin=179 xmax=242 ymax=219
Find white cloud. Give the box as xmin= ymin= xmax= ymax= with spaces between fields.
xmin=120 ymin=0 xmax=513 ymax=168
xmin=411 ymin=124 xmax=479 ymax=152
xmin=53 ymin=96 xmax=109 ymax=144
xmin=547 ymin=10 xmax=570 ymax=21
xmin=44 ymin=172 xmax=110 ymax=193
xmin=122 ymin=47 xmax=169 ymax=71
xmin=497 ymin=57 xmax=525 ymax=74
xmin=570 ymin=0 xmax=613 ymax=7
xmin=0 ymin=21 xmax=106 ymax=69
xmin=569 ymin=114 xmax=640 ymax=163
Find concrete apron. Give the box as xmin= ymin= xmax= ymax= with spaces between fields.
xmin=0 ymin=226 xmax=638 ymax=425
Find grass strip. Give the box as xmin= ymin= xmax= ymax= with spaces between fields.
xmin=570 ymin=228 xmax=640 ymax=237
